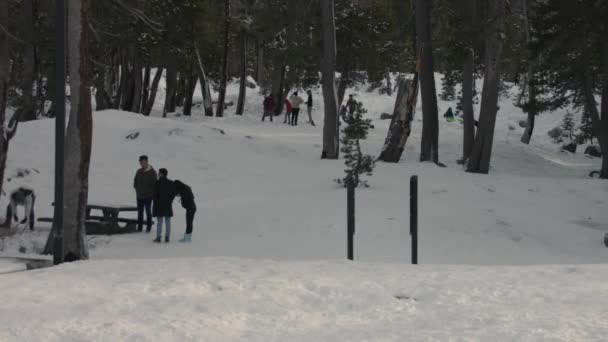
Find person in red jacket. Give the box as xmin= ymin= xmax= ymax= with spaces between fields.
xmin=262 ymin=94 xmax=275 ymax=122
xmin=283 ymin=97 xmax=293 ymax=124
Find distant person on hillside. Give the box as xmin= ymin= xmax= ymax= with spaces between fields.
xmin=283 ymin=97 xmax=292 ymax=124
xmin=262 ymin=94 xmax=275 ymax=122
xmin=444 ymin=107 xmax=455 ymax=122
xmin=306 ymin=90 xmax=315 ymax=126
xmin=153 ymin=168 xmax=176 ymax=243
xmin=346 ymin=94 xmax=357 ymax=115
xmin=289 ymin=91 xmax=304 ymax=126
xmin=133 ymin=155 xmax=157 ymax=232
xmin=174 ymin=180 xmax=197 ymax=243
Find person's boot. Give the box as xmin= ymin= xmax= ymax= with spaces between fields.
xmin=153 ymin=237 xmax=161 ymax=243
xmin=179 ymin=234 xmax=192 ymax=243
xmin=165 ymin=236 xmax=170 ymax=243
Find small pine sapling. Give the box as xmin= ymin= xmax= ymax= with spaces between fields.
xmin=339 ymin=101 xmax=375 ymax=187
xmin=576 ymin=110 xmax=595 ymax=145
xmin=560 ymin=111 xmax=575 ymax=142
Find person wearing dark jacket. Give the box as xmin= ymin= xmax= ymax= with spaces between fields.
xmin=134 ymin=155 xmax=157 ymax=232
xmin=153 ymin=168 xmax=175 ymax=243
xmin=262 ymin=94 xmax=275 ymax=122
xmin=306 ymin=90 xmax=315 ymax=126
xmin=346 ymin=94 xmax=357 ymax=115
xmin=174 ymin=180 xmax=197 ymax=243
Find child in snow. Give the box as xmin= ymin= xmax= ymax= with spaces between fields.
xmin=262 ymin=94 xmax=275 ymax=122
xmin=153 ymin=168 xmax=176 ymax=243
xmin=174 ymin=180 xmax=197 ymax=243
xmin=283 ymin=97 xmax=293 ymax=124
xmin=444 ymin=107 xmax=455 ymax=122
xmin=289 ymin=91 xmax=304 ymax=126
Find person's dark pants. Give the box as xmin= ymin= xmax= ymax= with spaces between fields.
xmin=186 ymin=205 xmax=197 ymax=234
xmin=137 ymin=198 xmax=153 ymax=231
xmin=291 ymin=108 xmax=300 ymax=125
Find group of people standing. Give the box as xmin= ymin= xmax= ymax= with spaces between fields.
xmin=133 ymin=155 xmax=197 ymax=243
xmin=262 ymin=90 xmax=315 ymax=126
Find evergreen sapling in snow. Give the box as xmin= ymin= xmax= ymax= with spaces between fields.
xmin=576 ymin=110 xmax=595 ymax=145
xmin=339 ymin=101 xmax=375 ymax=187
xmin=560 ymin=111 xmax=575 ymax=143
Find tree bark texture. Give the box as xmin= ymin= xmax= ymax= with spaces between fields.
xmin=378 ymin=78 xmax=419 ymax=162
xmin=195 ymin=46 xmax=214 ymax=117
xmin=467 ymin=0 xmax=506 ymax=174
xmin=17 ymin=0 xmax=37 ymax=122
xmin=216 ymin=0 xmax=231 ymax=117
xmin=142 ymin=67 xmax=162 ymax=116
xmin=416 ymin=0 xmax=440 ymax=163
xmin=320 ymin=0 xmax=339 ymax=159
xmin=236 ymin=34 xmax=247 ymax=115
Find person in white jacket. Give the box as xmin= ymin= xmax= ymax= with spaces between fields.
xmin=289 ymin=91 xmax=304 ymax=126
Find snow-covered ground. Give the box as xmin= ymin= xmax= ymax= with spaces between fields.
xmin=0 ymin=74 xmax=606 ymax=340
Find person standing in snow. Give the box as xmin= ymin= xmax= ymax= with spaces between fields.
xmin=444 ymin=107 xmax=455 ymax=122
xmin=173 ymin=180 xmax=197 ymax=243
xmin=153 ymin=168 xmax=176 ymax=243
xmin=289 ymin=91 xmax=304 ymax=126
xmin=133 ymin=155 xmax=157 ymax=232
xmin=262 ymin=93 xmax=275 ymax=122
xmin=283 ymin=97 xmax=292 ymax=124
xmin=346 ymin=94 xmax=357 ymax=116
xmin=306 ymin=90 xmax=315 ymax=126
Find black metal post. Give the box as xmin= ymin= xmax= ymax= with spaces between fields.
xmin=410 ymin=175 xmax=418 ymax=264
xmin=347 ymin=177 xmax=355 ymax=260
xmin=52 ymin=0 xmax=66 ymax=265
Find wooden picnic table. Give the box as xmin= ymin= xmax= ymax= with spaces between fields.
xmin=39 ymin=203 xmax=147 ymax=235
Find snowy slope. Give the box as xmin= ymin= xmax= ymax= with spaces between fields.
xmin=1 ymin=258 xmax=608 ymax=341
xmin=2 ymin=74 xmax=606 ymax=263
xmin=0 ymin=74 xmax=607 ymax=340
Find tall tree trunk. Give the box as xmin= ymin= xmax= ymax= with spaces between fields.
xmin=94 ymin=70 xmax=111 ymax=111
xmin=183 ymin=73 xmax=197 ymax=116
xmin=195 ymin=46 xmax=214 ymax=117
xmin=0 ymin=0 xmax=18 ymax=196
xmin=142 ymin=67 xmax=162 ymax=116
xmin=379 ymin=77 xmax=419 ymax=162
xmin=130 ymin=49 xmax=143 ymax=113
xmin=271 ymin=64 xmax=286 ymax=115
xmin=141 ymin=65 xmax=151 ymax=112
xmin=236 ymin=35 xmax=247 ymax=115
xmin=458 ymin=0 xmax=476 ymax=162
xmin=114 ymin=50 xmax=127 ymax=109
xmin=416 ymin=0 xmax=440 ymax=163
xmin=163 ymin=60 xmax=177 ymax=117
xmin=462 ymin=49 xmax=475 ymax=161
xmin=467 ymin=0 xmax=506 ymax=174
xmin=174 ymin=72 xmax=186 ymax=108
xmin=386 ymin=72 xmax=393 ymax=96
xmin=256 ymin=39 xmax=264 ymax=94
xmin=216 ymin=0 xmax=231 ymax=117
xmin=583 ymin=42 xmax=608 ymax=179
xmin=520 ymin=0 xmax=536 ymax=145
xmin=337 ymin=69 xmax=350 ymax=107
xmin=320 ymin=0 xmax=339 ymax=159
xmin=120 ymin=51 xmax=134 ymax=111
xmin=46 ymin=0 xmax=92 ymax=260
xmin=17 ymin=0 xmax=36 ymax=122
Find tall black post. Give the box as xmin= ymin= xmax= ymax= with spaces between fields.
xmin=52 ymin=0 xmax=66 ymax=265
xmin=410 ymin=175 xmax=418 ymax=264
xmin=347 ymin=177 xmax=355 ymax=260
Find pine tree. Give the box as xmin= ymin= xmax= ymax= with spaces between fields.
xmin=576 ymin=109 xmax=595 ymax=145
xmin=440 ymin=69 xmax=458 ymax=101
xmin=339 ymin=102 xmax=375 ymax=187
xmin=561 ymin=111 xmax=575 ymax=142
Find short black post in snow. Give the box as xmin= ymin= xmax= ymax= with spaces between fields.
xmin=52 ymin=0 xmax=66 ymax=266
xmin=347 ymin=176 xmax=355 ymax=260
xmin=410 ymin=175 xmax=418 ymax=264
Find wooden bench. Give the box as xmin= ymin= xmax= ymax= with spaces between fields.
xmin=38 ymin=204 xmax=146 ymax=235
